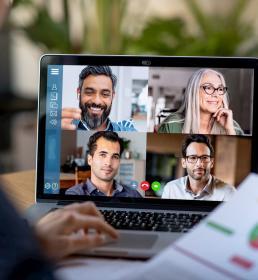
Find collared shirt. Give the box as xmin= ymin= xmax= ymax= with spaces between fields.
xmin=73 ymin=118 xmax=137 ymax=131
xmin=162 ymin=175 xmax=236 ymax=201
xmin=65 ymin=178 xmax=142 ymax=198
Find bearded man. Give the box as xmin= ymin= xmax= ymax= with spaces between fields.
xmin=61 ymin=65 xmax=136 ymax=131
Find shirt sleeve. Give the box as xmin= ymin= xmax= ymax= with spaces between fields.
xmin=162 ymin=183 xmax=170 ymax=199
xmin=233 ymin=120 xmax=244 ymax=135
xmin=223 ymin=185 xmax=237 ymax=201
xmin=128 ymin=121 xmax=137 ymax=131
xmin=158 ymin=123 xmax=169 ymax=133
xmin=123 ymin=186 xmax=142 ymax=198
xmin=122 ymin=120 xmax=137 ymax=131
xmin=65 ymin=184 xmax=83 ymax=195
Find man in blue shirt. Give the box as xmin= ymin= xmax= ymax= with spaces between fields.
xmin=66 ymin=131 xmax=142 ymax=197
xmin=61 ymin=65 xmax=136 ymax=131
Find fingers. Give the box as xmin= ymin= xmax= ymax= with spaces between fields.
xmin=39 ymin=202 xmax=109 ymax=233
xmin=37 ymin=202 xmax=103 ymax=232
xmin=36 ymin=203 xmax=119 ymax=260
xmin=61 ymin=108 xmax=81 ymax=130
xmin=63 ymin=212 xmax=118 ymax=239
xmin=213 ymin=108 xmax=232 ymax=119
xmin=41 ymin=233 xmax=106 ymax=260
xmin=213 ymin=108 xmax=231 ymax=125
xmin=62 ymin=108 xmax=81 ymax=119
xmin=213 ymin=108 xmax=235 ymax=134
xmin=64 ymin=232 xmax=108 ymax=256
xmin=82 ymin=216 xmax=119 ymax=239
xmin=62 ymin=118 xmax=77 ymax=130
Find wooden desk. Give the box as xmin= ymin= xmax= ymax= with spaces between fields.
xmin=0 ymin=170 xmax=91 ymax=209
xmin=0 ymin=170 xmax=35 ymax=212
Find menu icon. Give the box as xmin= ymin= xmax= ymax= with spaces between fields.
xmin=50 ymin=68 xmax=59 ymax=75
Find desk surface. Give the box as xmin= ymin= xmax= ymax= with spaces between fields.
xmin=0 ymin=170 xmax=93 ymax=210
xmin=0 ymin=170 xmax=35 ymax=212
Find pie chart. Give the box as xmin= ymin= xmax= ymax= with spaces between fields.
xmin=249 ymin=224 xmax=258 ymax=249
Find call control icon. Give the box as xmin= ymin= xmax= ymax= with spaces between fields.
xmin=151 ymin=181 xmax=161 ymax=192
xmin=44 ymin=182 xmax=51 ymax=190
xmin=140 ymin=181 xmax=150 ymax=191
xmin=130 ymin=180 xmax=138 ymax=189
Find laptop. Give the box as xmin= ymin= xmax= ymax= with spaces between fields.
xmin=27 ymin=55 xmax=258 ymax=259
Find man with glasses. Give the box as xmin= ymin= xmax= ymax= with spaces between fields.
xmin=162 ymin=134 xmax=236 ymax=200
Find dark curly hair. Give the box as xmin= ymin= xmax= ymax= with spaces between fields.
xmin=88 ymin=131 xmax=124 ymax=156
xmin=182 ymin=134 xmax=214 ymax=158
xmin=78 ymin=65 xmax=117 ymax=92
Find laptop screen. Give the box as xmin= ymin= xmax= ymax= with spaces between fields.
xmin=38 ymin=55 xmax=257 ymax=206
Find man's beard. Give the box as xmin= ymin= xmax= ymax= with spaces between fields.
xmin=79 ymin=100 xmax=112 ymax=129
xmin=188 ymin=167 xmax=210 ymax=181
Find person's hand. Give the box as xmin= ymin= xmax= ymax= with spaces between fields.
xmin=213 ymin=108 xmax=236 ymax=135
xmin=61 ymin=108 xmax=81 ymax=130
xmin=35 ymin=202 xmax=118 ymax=260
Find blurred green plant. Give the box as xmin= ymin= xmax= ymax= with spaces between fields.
xmin=122 ymin=138 xmax=131 ymax=150
xmin=10 ymin=0 xmax=258 ymax=56
xmin=126 ymin=0 xmax=258 ymax=56
xmin=10 ymin=0 xmax=127 ymax=53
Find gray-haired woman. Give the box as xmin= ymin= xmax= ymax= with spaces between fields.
xmin=158 ymin=68 xmax=243 ymax=135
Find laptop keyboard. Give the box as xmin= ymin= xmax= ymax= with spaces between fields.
xmin=100 ymin=210 xmax=207 ymax=233
xmin=50 ymin=207 xmax=207 ymax=233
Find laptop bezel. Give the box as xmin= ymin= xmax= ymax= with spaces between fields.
xmin=36 ymin=54 xmax=258 ymax=211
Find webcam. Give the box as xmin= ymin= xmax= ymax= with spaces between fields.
xmin=141 ymin=60 xmax=151 ymax=66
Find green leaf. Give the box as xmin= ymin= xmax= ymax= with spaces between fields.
xmin=125 ymin=0 xmax=258 ymax=56
xmin=12 ymin=0 xmax=34 ymax=8
xmin=22 ymin=8 xmax=71 ymax=53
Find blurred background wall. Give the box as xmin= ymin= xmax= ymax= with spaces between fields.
xmin=1 ymin=0 xmax=258 ymax=173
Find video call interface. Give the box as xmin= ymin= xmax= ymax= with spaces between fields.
xmin=43 ymin=65 xmax=254 ymax=202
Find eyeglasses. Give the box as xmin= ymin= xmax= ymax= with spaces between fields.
xmin=200 ymin=84 xmax=227 ymax=96
xmin=185 ymin=155 xmax=212 ymax=164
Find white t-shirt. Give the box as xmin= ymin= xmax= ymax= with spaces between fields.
xmin=162 ymin=175 xmax=236 ymax=201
